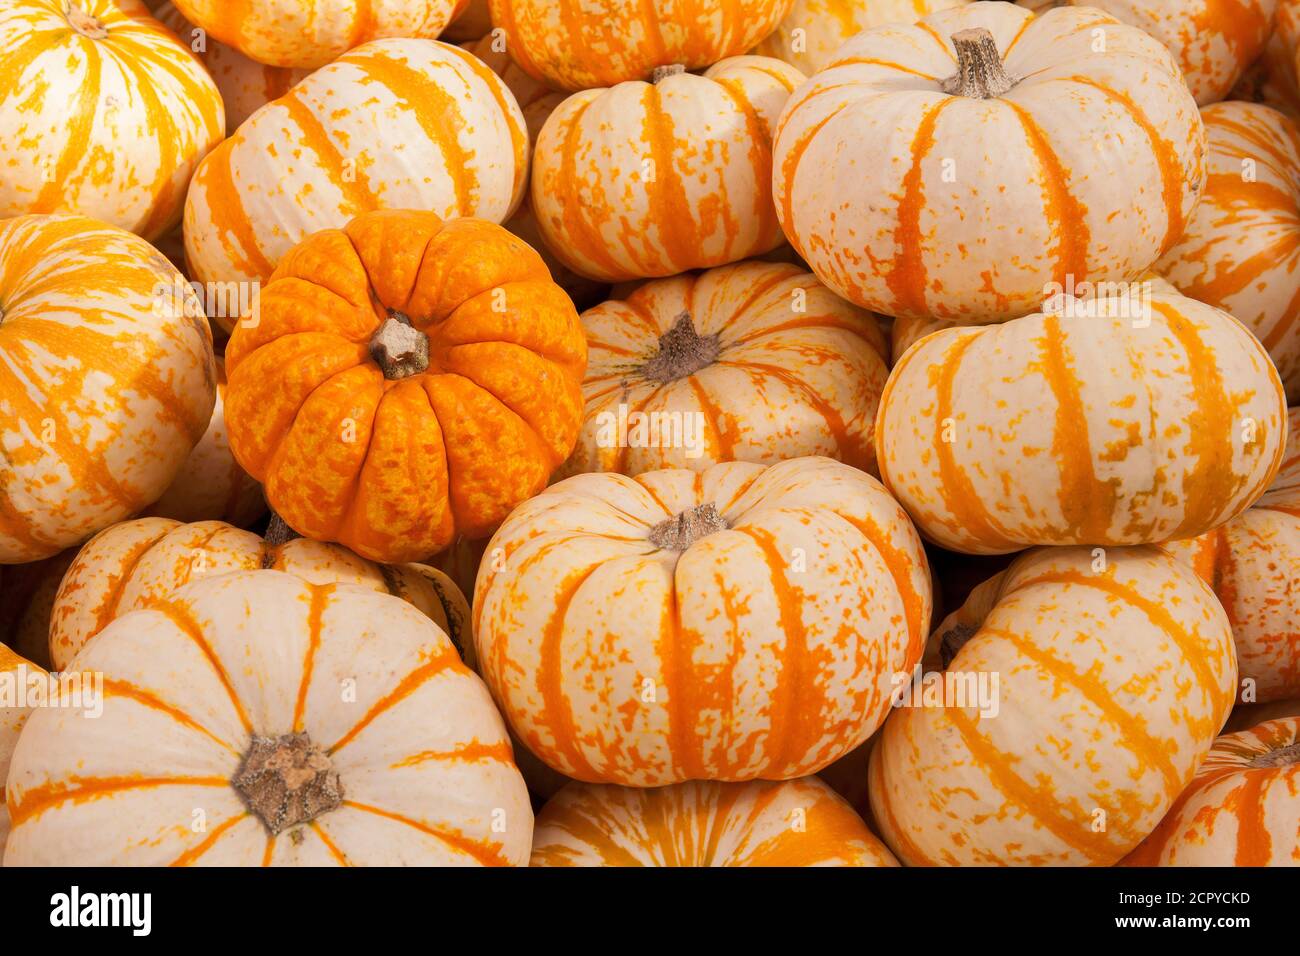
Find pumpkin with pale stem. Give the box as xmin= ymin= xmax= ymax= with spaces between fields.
xmin=5 ymin=571 xmax=531 ymax=865
xmin=0 ymin=0 xmax=223 ymax=240
xmin=869 ymin=546 xmax=1238 ymax=866
xmin=171 ymin=0 xmax=468 ymax=69
xmin=0 ymin=645 xmax=42 ymax=861
xmin=222 ymin=210 xmax=587 ymax=564
xmin=474 ymin=456 xmax=932 ymax=787
xmin=531 ymin=777 xmax=899 ymax=866
xmin=184 ymin=38 xmax=529 ymax=317
xmin=0 ymin=215 xmax=217 ymax=564
xmin=1157 ymin=102 xmax=1300 ymax=402
xmin=488 ymin=0 xmax=795 ymax=91
xmin=773 ymin=4 xmax=1206 ymax=322
xmin=561 ymin=262 xmax=889 ymax=477
xmin=1164 ymin=406 xmax=1300 ymax=704
xmin=876 ymin=289 xmax=1287 ymax=554
xmin=532 ymin=56 xmax=804 ymax=283
xmin=1124 ymin=718 xmax=1300 ymax=866
xmin=755 ymin=0 xmax=971 ymax=75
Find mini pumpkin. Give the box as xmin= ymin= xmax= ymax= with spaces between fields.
xmin=0 ymin=645 xmax=42 ymax=861
xmin=869 ymin=545 xmax=1238 ymax=866
xmin=532 ymin=777 xmax=898 ymax=866
xmin=561 ymin=261 xmax=888 ymax=477
xmin=6 ymin=571 xmax=531 ymax=865
xmin=474 ymin=456 xmax=932 ymax=787
xmin=222 ymin=209 xmax=587 ymax=564
xmin=773 ymin=3 xmax=1206 ymax=321
xmin=533 ymin=56 xmax=804 ymax=283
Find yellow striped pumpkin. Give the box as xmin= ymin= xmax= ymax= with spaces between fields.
xmin=561 ymin=261 xmax=889 ymax=478
xmin=1125 ymin=718 xmax=1300 ymax=866
xmin=1157 ymin=102 xmax=1300 ymax=402
xmin=1164 ymin=406 xmax=1300 ymax=704
xmin=0 ymin=215 xmax=217 ymax=564
xmin=184 ymin=38 xmax=529 ymax=319
xmin=876 ymin=288 xmax=1288 ymax=554
xmin=474 ymin=456 xmax=932 ymax=787
xmin=772 ymin=3 xmax=1206 ymax=322
xmin=6 ymin=570 xmax=531 ymax=865
xmin=488 ymin=0 xmax=796 ymax=91
xmin=0 ymin=0 xmax=224 ymax=241
xmin=171 ymin=0 xmax=468 ymax=69
xmin=532 ymin=56 xmax=804 ymax=283
xmin=0 ymin=645 xmax=42 ymax=861
xmin=532 ymin=777 xmax=899 ymax=867
xmin=869 ymin=545 xmax=1238 ymax=866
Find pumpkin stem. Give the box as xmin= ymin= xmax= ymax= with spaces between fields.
xmin=640 ymin=311 xmax=721 ymax=384
xmin=651 ymin=64 xmax=687 ymax=84
xmin=649 ymin=503 xmax=728 ymax=550
xmin=66 ymin=5 xmax=109 ymax=39
xmin=1249 ymin=740 xmax=1300 ymax=768
xmin=370 ymin=310 xmax=430 ymax=380
xmin=232 ymin=732 xmax=343 ymax=835
xmin=938 ymin=622 xmax=979 ymax=670
xmin=942 ymin=28 xmax=1015 ymax=99
xmin=263 ymin=512 xmax=300 ymax=550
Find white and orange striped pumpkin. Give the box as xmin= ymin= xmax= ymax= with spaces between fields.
xmin=773 ymin=3 xmax=1206 ymax=322
xmin=6 ymin=570 xmax=531 ymax=865
xmin=0 ymin=215 xmax=217 ymax=564
xmin=532 ymin=777 xmax=899 ymax=867
xmin=561 ymin=261 xmax=889 ymax=477
xmin=1165 ymin=406 xmax=1300 ymax=704
xmin=461 ymin=32 xmax=562 ymax=140
xmin=0 ymin=645 xmax=42 ymax=861
xmin=532 ymin=56 xmax=803 ymax=283
xmin=1157 ymin=102 xmax=1300 ymax=401
xmin=876 ymin=288 xmax=1288 ymax=554
xmin=184 ymin=38 xmax=529 ymax=313
xmin=0 ymin=0 xmax=224 ymax=241
xmin=869 ymin=545 xmax=1238 ymax=866
xmin=171 ymin=0 xmax=468 ymax=69
xmin=48 ymin=516 xmax=470 ymax=672
xmin=1125 ymin=718 xmax=1300 ymax=866
xmin=489 ymin=0 xmax=795 ymax=91
xmin=474 ymin=456 xmax=932 ymax=787
xmin=755 ymin=0 xmax=971 ymax=75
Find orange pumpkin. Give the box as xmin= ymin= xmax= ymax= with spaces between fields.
xmin=1125 ymin=718 xmax=1300 ymax=866
xmin=561 ymin=261 xmax=889 ymax=477
xmin=531 ymin=777 xmax=898 ymax=866
xmin=222 ymin=209 xmax=587 ymax=564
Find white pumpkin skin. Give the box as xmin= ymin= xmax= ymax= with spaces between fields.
xmin=0 ymin=646 xmax=42 ymax=862
xmin=6 ymin=571 xmax=531 ymax=866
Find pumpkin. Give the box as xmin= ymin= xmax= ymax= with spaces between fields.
xmin=461 ymin=33 xmax=562 ymax=141
xmin=183 ymin=38 xmax=529 ymax=316
xmin=1125 ymin=718 xmax=1300 ymax=866
xmin=155 ymin=2 xmax=312 ymax=130
xmin=531 ymin=776 xmax=898 ymax=866
xmin=445 ymin=0 xmax=493 ymax=42
xmin=0 ymin=645 xmax=43 ymax=861
xmin=221 ymin=209 xmax=587 ymax=564
xmin=869 ymin=545 xmax=1238 ymax=866
xmin=755 ymin=0 xmax=971 ymax=75
xmin=876 ymin=287 xmax=1288 ymax=554
xmin=532 ymin=56 xmax=804 ymax=283
xmin=1164 ymin=406 xmax=1300 ymax=703
xmin=48 ymin=515 xmax=471 ymax=672
xmin=0 ymin=551 xmax=74 ymax=669
xmin=773 ymin=3 xmax=1206 ymax=322
xmin=561 ymin=261 xmax=889 ymax=478
xmin=0 ymin=215 xmax=217 ymax=564
xmin=0 ymin=0 xmax=224 ymax=240
xmin=1157 ymin=102 xmax=1300 ymax=402
xmin=6 ymin=570 xmax=531 ymax=865
xmin=171 ymin=0 xmax=467 ymax=69
xmin=488 ymin=0 xmax=796 ymax=92
xmin=143 ymin=358 xmax=266 ymax=528
xmin=474 ymin=456 xmax=932 ymax=787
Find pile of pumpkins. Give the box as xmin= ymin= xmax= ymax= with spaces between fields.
xmin=0 ymin=0 xmax=1296 ymax=867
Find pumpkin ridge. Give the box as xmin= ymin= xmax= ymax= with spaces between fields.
xmin=101 ymin=676 xmax=239 ymax=756
xmin=291 ymin=585 xmax=331 ymax=733
xmin=9 ymin=773 xmax=229 ymax=827
xmin=165 ymin=812 xmax=249 ymax=867
xmin=341 ymin=798 xmax=512 ymax=866
xmin=152 ymin=598 xmax=255 ymax=736
xmin=31 ymin=42 xmax=101 ymax=214
xmin=327 ymin=647 xmax=461 ymax=754
xmin=306 ymin=819 xmax=351 ymax=865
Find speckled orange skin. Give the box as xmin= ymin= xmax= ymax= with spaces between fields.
xmin=489 ymin=0 xmax=796 ymax=91
xmin=0 ymin=0 xmax=224 ymax=241
xmin=0 ymin=215 xmax=217 ymax=563
xmin=1124 ymin=718 xmax=1300 ymax=866
xmin=870 ymin=546 xmax=1238 ymax=866
xmin=532 ymin=776 xmax=898 ymax=867
xmin=1165 ymin=407 xmax=1300 ymax=703
xmin=223 ymin=210 xmax=587 ymax=564
xmin=0 ymin=644 xmax=42 ymax=861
